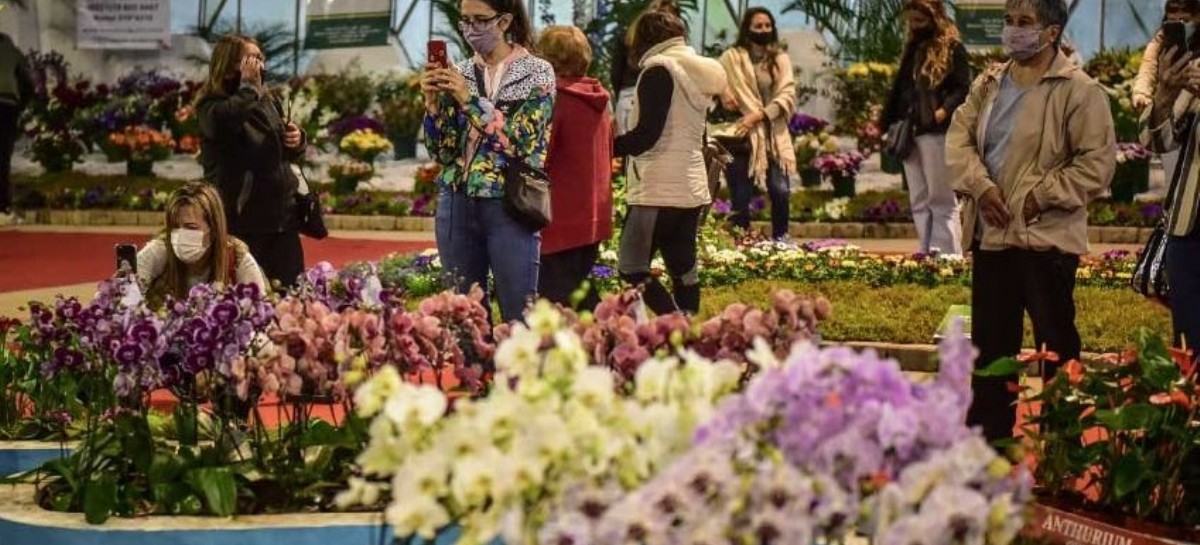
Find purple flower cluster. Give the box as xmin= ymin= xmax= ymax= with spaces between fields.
xmin=30 ymin=277 xmax=276 ymax=402
xmin=589 ymin=324 xmax=1031 ymax=544
xmin=696 ymin=324 xmax=976 ymax=479
xmin=801 ymin=238 xmax=851 ymax=252
xmin=863 ymin=198 xmax=909 ymax=222
xmin=160 ymin=283 xmax=275 ymax=399
xmin=788 ymin=112 xmax=829 ymax=136
xmin=294 ymin=261 xmax=386 ymax=311
xmin=327 ymin=115 xmax=386 ymax=141
xmin=116 ymin=69 xmax=182 ymax=99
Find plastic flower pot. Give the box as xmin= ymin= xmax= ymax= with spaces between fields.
xmin=333 ymin=176 xmax=362 ymax=195
xmin=800 ymin=168 xmax=822 ymax=188
xmin=391 ymin=135 xmax=417 ymax=160
xmin=831 ymin=175 xmax=857 ymax=198
xmin=126 ymin=159 xmax=155 ymax=178
xmin=1110 ymin=159 xmax=1150 ymax=203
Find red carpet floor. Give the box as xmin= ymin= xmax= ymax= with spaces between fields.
xmin=0 ymin=231 xmax=433 ymax=292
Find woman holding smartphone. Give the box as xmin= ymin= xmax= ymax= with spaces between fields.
xmin=419 ymin=0 xmax=555 ymax=323
xmin=1132 ymin=0 xmax=1199 ymax=191
xmin=137 ymin=182 xmax=267 ymax=310
xmin=196 ymin=35 xmax=307 ymax=290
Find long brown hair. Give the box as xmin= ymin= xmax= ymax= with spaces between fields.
xmin=195 ymin=34 xmax=258 ymax=104
xmin=629 ymin=10 xmax=688 ymax=64
xmin=625 ymin=0 xmax=683 ymax=65
xmin=902 ymin=0 xmax=959 ymax=87
xmin=148 ymin=182 xmax=235 ymax=306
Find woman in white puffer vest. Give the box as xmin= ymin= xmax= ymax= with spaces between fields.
xmin=614 ymin=9 xmax=728 ymax=315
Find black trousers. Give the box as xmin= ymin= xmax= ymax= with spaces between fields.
xmin=539 ymin=242 xmax=601 ymax=312
xmin=618 ymin=205 xmax=703 ymax=315
xmin=239 ymin=231 xmax=305 ymax=291
xmin=0 ymin=103 xmax=20 ymax=213
xmin=969 ymin=248 xmax=1081 ymax=442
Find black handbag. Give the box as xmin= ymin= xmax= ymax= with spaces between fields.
xmin=1132 ymin=223 xmax=1170 ymax=305
xmin=293 ymin=165 xmax=328 ymax=239
xmin=883 ymin=113 xmax=915 ymax=160
xmin=295 ymin=192 xmax=328 ymax=239
xmin=502 ymin=159 xmax=552 ymax=231
xmin=471 ymin=64 xmax=551 ymax=231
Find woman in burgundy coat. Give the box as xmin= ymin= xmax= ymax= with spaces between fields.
xmin=537 ymin=26 xmax=614 ymax=311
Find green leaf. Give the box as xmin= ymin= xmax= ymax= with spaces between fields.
xmin=1113 ymin=454 xmax=1147 ymax=498
xmin=173 ymin=405 xmax=199 ymax=446
xmin=975 ymin=357 xmax=1025 ymax=377
xmin=120 ymin=417 xmax=154 ymax=473
xmin=83 ymin=476 xmax=117 ymax=524
xmin=1094 ymin=403 xmax=1158 ymax=430
xmin=300 ymin=420 xmax=345 ymax=448
xmin=185 ymin=467 xmax=237 ymax=517
xmin=1136 ymin=329 xmax=1180 ymax=389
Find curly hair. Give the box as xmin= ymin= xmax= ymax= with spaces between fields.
xmin=903 ymin=0 xmax=960 ymax=87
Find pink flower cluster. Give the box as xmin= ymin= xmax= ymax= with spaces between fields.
xmin=692 ymin=289 xmax=832 ymax=371
xmin=811 ymin=150 xmax=866 ymax=179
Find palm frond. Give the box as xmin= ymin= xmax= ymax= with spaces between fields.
xmin=783 ymin=0 xmax=905 ymax=62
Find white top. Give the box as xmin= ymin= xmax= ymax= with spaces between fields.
xmin=136 ymin=238 xmax=268 ymax=294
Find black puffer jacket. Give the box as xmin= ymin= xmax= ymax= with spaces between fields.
xmin=882 ymin=39 xmax=972 ymax=136
xmin=197 ymin=87 xmax=305 ymax=235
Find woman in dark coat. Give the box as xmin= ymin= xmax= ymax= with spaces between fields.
xmin=196 ymin=34 xmax=306 ymax=290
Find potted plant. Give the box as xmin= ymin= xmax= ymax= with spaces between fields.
xmin=813 ymin=150 xmax=865 ymax=198
xmin=789 ymin=113 xmax=837 ymax=187
xmin=327 ymin=159 xmax=375 ymax=194
xmin=377 ymin=73 xmax=425 ymax=160
xmin=338 ymin=128 xmax=392 ymax=166
xmin=107 ymin=126 xmax=175 ymax=177
xmin=1112 ymin=142 xmax=1152 ymax=203
xmin=25 ymin=130 xmax=86 ymax=174
xmin=982 ymin=331 xmax=1200 ymax=542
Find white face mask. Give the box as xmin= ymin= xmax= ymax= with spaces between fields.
xmin=170 ymin=228 xmax=209 ymax=264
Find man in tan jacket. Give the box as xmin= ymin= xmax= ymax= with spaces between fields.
xmin=945 ymin=0 xmax=1115 ymax=442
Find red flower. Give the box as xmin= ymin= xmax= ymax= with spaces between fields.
xmin=1060 ymin=360 xmax=1085 ymax=385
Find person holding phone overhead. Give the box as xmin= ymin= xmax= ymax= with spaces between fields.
xmin=419 ymin=0 xmax=555 ymax=323
xmin=196 ymin=35 xmax=307 ymax=291
xmin=946 ymin=0 xmax=1115 ymax=442
xmin=1141 ymin=17 xmax=1200 ymax=357
xmin=1132 ymin=0 xmax=1199 ymax=189
xmin=136 ymin=182 xmax=267 ymax=310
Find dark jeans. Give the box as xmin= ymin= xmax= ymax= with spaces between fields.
xmin=435 ymin=190 xmax=541 ymax=323
xmin=240 ymin=231 xmax=305 ymax=291
xmin=969 ymin=248 xmax=1081 ymax=443
xmin=1167 ymin=228 xmax=1200 ymax=349
xmin=726 ymin=152 xmax=790 ymax=239
xmin=539 ymin=243 xmax=601 ymax=312
xmin=0 ymin=103 xmax=19 ymax=213
xmin=618 ymin=205 xmax=702 ymax=315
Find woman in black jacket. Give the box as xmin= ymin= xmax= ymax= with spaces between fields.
xmin=196 ymin=35 xmax=306 ymax=290
xmin=881 ymin=0 xmax=971 ymax=256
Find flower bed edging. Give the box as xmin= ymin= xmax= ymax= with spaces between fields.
xmin=0 ymin=442 xmax=72 ymax=476
xmin=0 ymin=484 xmax=422 ymax=545
xmin=15 ymin=209 xmax=1151 ymax=243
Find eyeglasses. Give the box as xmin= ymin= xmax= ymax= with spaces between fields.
xmin=458 ymin=14 xmax=502 ymax=32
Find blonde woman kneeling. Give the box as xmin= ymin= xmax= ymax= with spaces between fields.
xmin=137 ymin=181 xmax=267 ymax=308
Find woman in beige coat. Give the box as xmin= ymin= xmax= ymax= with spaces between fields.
xmin=718 ymin=7 xmax=796 ymax=240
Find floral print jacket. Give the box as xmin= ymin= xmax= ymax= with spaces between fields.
xmin=423 ymin=51 xmax=556 ymax=199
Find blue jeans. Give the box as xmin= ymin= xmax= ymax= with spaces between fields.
xmin=726 ymin=153 xmax=790 ymax=239
xmin=1166 ymin=228 xmax=1200 ymax=348
xmin=435 ymin=191 xmax=540 ymax=323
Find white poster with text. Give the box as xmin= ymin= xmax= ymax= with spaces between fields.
xmin=77 ymin=0 xmax=170 ymax=50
